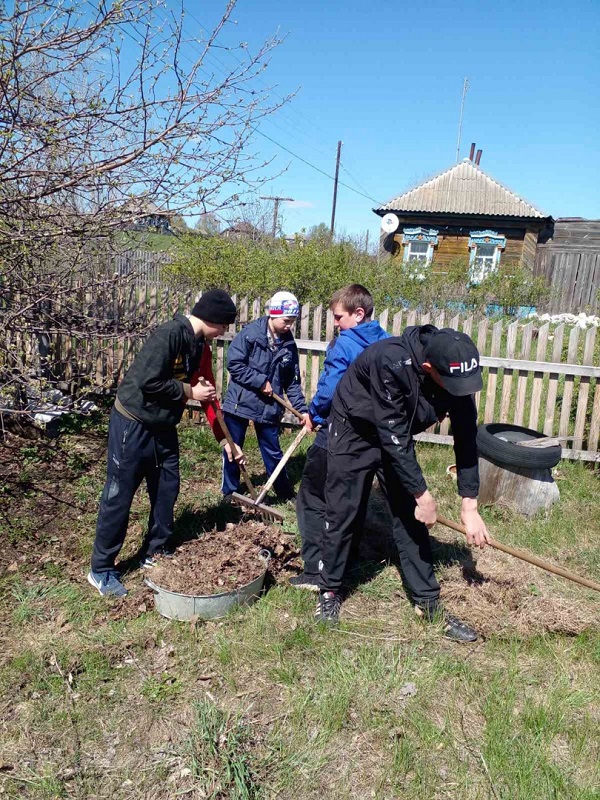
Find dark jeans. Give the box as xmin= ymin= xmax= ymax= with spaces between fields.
xmin=220 ymin=412 xmax=294 ymax=499
xmin=296 ymin=443 xmax=328 ymax=580
xmin=91 ymin=408 xmax=180 ymax=573
xmin=320 ymin=414 xmax=440 ymax=606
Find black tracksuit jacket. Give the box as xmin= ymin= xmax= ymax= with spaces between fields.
xmin=116 ymin=314 xmax=203 ymax=429
xmin=331 ymin=325 xmax=480 ymax=498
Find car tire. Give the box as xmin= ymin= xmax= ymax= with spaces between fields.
xmin=476 ymin=423 xmax=562 ymax=470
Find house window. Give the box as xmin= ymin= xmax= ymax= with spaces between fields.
xmin=405 ymin=240 xmax=430 ymax=263
xmin=402 ymin=227 xmax=438 ymax=265
xmin=468 ymin=230 xmax=506 ymax=283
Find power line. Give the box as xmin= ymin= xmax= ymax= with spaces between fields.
xmin=251 ymin=127 xmax=382 ymax=205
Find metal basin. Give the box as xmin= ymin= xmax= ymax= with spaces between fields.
xmin=145 ymin=549 xmax=270 ymax=622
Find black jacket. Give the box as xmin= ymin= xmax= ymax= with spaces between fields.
xmin=331 ymin=325 xmax=479 ymax=498
xmin=117 ymin=314 xmax=203 ymax=428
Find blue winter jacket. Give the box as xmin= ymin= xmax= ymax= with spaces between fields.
xmin=309 ymin=320 xmax=390 ymax=448
xmin=222 ymin=316 xmax=308 ymax=424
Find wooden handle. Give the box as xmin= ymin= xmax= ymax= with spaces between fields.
xmin=436 ymin=514 xmax=600 ymax=593
xmin=255 ymin=426 xmax=308 ymax=506
xmin=213 ymin=406 xmax=257 ymax=500
xmin=271 ymin=392 xmax=305 ymax=422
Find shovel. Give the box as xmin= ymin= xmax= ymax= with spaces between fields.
xmin=436 ymin=514 xmax=600 ymax=593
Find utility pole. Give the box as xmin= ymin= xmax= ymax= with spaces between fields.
xmin=455 ymin=77 xmax=469 ymax=162
xmin=330 ymin=140 xmax=342 ymax=236
xmin=260 ymin=196 xmax=294 ymax=238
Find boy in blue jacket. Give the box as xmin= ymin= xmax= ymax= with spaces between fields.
xmin=291 ymin=285 xmax=390 ymax=590
xmin=221 ymin=291 xmax=309 ymax=501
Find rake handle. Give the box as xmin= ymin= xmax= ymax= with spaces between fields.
xmin=213 ymin=405 xmax=258 ymax=500
xmin=436 ymin=514 xmax=600 ymax=593
xmin=271 ymin=392 xmax=305 ymax=422
xmin=255 ymin=426 xmax=308 ymax=506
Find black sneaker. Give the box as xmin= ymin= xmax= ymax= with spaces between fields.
xmin=415 ymin=603 xmax=477 ymax=642
xmin=315 ymin=591 xmax=342 ymax=624
xmin=289 ymin=573 xmax=320 ymax=592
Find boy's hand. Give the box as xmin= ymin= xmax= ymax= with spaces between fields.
xmin=223 ymin=441 xmax=246 ymax=466
xmin=191 ymin=378 xmax=216 ymax=403
xmin=414 ymin=490 xmax=437 ymax=528
xmin=261 ymin=380 xmax=273 ymax=397
xmin=303 ymin=414 xmax=314 ymax=432
xmin=461 ymin=498 xmax=491 ymax=548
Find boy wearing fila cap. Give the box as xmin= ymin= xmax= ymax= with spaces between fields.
xmin=317 ymin=325 xmax=491 ymax=639
xmin=221 ymin=291 xmax=309 ymax=501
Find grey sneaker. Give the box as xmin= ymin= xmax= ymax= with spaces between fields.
xmin=289 ymin=573 xmax=320 ymax=592
xmin=87 ymin=570 xmax=128 ymax=598
xmin=140 ymin=548 xmax=174 ymax=569
xmin=315 ymin=591 xmax=342 ymax=624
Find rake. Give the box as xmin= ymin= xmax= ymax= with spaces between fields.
xmin=214 ymin=405 xmax=284 ymax=523
xmin=230 ymin=393 xmax=309 ymax=519
xmin=436 ymin=515 xmax=600 ymax=593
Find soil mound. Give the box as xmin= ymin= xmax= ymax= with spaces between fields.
xmin=149 ymin=521 xmax=299 ymax=595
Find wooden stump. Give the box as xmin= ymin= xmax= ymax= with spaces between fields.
xmin=478 ymin=456 xmax=559 ymax=516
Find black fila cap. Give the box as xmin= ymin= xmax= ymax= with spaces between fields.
xmin=424 ymin=328 xmax=483 ymax=396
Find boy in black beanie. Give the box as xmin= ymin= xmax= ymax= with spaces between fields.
xmin=88 ymin=289 xmax=244 ymax=598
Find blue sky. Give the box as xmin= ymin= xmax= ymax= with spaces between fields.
xmin=180 ymin=0 xmax=599 ymax=239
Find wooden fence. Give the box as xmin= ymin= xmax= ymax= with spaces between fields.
xmin=3 ymin=291 xmax=600 ymax=461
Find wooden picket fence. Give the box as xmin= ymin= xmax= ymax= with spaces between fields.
xmin=3 ymin=289 xmax=600 ymax=461
xmin=211 ymin=299 xmax=600 ymax=462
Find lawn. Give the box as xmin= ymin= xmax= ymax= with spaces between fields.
xmin=0 ymin=412 xmax=599 ymax=799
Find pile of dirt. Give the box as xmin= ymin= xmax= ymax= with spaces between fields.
xmin=149 ymin=521 xmax=300 ymax=595
xmin=439 ymin=546 xmax=600 ymax=638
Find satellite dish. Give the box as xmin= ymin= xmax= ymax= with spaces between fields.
xmin=381 ymin=213 xmax=399 ymax=234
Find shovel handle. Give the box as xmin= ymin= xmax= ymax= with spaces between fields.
xmin=271 ymin=392 xmax=305 ymax=422
xmin=255 ymin=426 xmax=308 ymax=506
xmin=436 ymin=514 xmax=600 ymax=593
xmin=213 ymin=405 xmax=258 ymax=500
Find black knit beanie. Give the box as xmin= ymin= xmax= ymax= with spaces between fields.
xmin=191 ymin=290 xmax=236 ymax=324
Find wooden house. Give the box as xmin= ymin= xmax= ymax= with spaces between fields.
xmin=375 ymin=154 xmax=553 ymax=282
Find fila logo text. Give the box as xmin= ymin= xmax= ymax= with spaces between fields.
xmin=449 ymin=358 xmax=478 ymax=374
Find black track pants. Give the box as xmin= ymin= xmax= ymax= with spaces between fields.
xmin=296 ymin=443 xmax=328 ymax=580
xmin=91 ymin=408 xmax=180 ymax=573
xmin=320 ymin=415 xmax=440 ymax=605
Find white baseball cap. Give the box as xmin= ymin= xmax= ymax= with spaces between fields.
xmin=268 ymin=291 xmax=300 ymax=317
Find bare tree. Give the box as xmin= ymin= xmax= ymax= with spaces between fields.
xmin=0 ymin=0 xmax=287 ymax=407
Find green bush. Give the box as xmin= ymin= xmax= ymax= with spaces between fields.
xmin=167 ymin=234 xmax=548 ymax=318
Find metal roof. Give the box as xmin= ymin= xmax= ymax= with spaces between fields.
xmin=376 ymin=160 xmax=548 ymax=219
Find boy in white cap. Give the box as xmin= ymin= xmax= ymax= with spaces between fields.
xmin=221 ymin=291 xmax=309 ymax=501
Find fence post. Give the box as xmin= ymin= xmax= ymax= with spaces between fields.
xmin=543 ymin=325 xmax=565 ymax=436
xmin=573 ymin=326 xmax=596 ymax=450
xmin=499 ymin=320 xmax=518 ymax=423
xmin=484 ymin=320 xmax=503 ymax=423
xmin=528 ymin=323 xmax=550 ymax=431
xmin=392 ymin=311 xmax=403 ymax=335
xmin=311 ymin=304 xmax=323 ymax=401
xmin=559 ymin=326 xmax=580 ymax=437
xmin=475 ymin=319 xmax=488 ymax=416
xmin=513 ymin=322 xmax=533 ymax=426
xmin=378 ymin=308 xmax=389 ymax=332
xmin=299 ymin=303 xmax=310 ymax=397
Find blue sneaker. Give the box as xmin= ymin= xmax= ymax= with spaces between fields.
xmin=87 ymin=570 xmax=128 ymax=597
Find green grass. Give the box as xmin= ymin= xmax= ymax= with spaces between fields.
xmin=0 ymin=417 xmax=599 ymax=799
